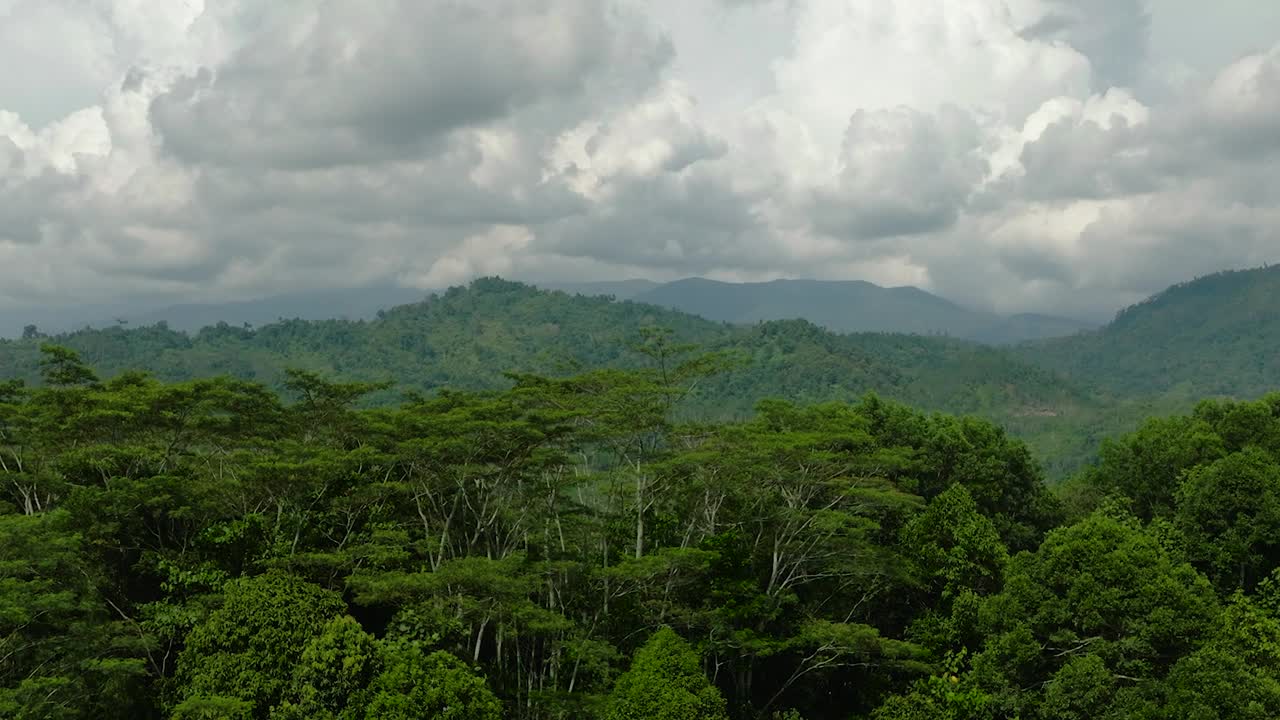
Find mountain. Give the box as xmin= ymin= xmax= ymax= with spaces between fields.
xmin=0 ymin=278 xmax=1102 ymax=473
xmin=533 ymin=279 xmax=661 ymax=300
xmin=0 ymin=286 xmax=429 ymax=339
xmin=11 ymin=265 xmax=1280 ymax=478
xmin=0 ymin=277 xmax=1094 ymax=344
xmin=629 ymin=277 xmax=1094 ymax=344
xmin=121 ymin=286 xmax=429 ymax=333
xmin=1017 ymin=265 xmax=1280 ymax=401
xmin=973 ymin=313 xmax=1097 ymax=345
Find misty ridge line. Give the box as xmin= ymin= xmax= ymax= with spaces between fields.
xmin=0 ymin=275 xmax=1100 ymax=345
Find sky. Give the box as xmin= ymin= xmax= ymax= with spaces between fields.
xmin=0 ymin=0 xmax=1278 ymax=322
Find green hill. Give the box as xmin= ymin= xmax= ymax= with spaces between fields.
xmin=9 ymin=266 xmax=1280 ymax=479
xmin=630 ymin=277 xmax=1094 ymax=344
xmin=1018 ymin=265 xmax=1280 ymax=401
xmin=0 ymin=278 xmax=1103 ymax=472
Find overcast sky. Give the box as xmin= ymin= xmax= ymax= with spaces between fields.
xmin=1 ymin=0 xmax=1278 ymax=320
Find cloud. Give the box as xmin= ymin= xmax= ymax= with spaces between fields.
xmin=149 ymin=0 xmax=668 ymax=169
xmin=1 ymin=0 xmax=1279 ymax=322
xmin=811 ymin=106 xmax=987 ymax=241
xmin=1022 ymin=0 xmax=1151 ymax=88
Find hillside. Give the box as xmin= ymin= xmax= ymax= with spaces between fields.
xmin=0 ymin=278 xmax=1102 ymax=472
xmin=1018 ymin=265 xmax=1280 ymax=401
xmin=630 ymin=277 xmax=1094 ymax=344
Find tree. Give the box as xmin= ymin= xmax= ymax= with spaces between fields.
xmin=974 ymin=508 xmax=1219 ymax=717
xmin=272 ymin=616 xmax=379 ymax=720
xmin=871 ymin=652 xmax=990 ymax=720
xmin=0 ymin=511 xmax=147 ymax=719
xmin=1176 ymin=448 xmax=1280 ymax=592
xmin=39 ymin=344 xmax=100 ymax=388
xmin=171 ymin=573 xmax=345 ymax=718
xmin=1158 ymin=595 xmax=1280 ymax=719
xmin=360 ymin=643 xmax=502 ymax=720
xmin=603 ymin=627 xmax=727 ymax=720
xmin=902 ymin=483 xmax=1008 ymax=601
xmin=901 ymin=484 xmax=1008 ymax=652
xmin=1082 ymin=414 xmax=1225 ymax=521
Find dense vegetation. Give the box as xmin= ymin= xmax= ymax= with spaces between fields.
xmin=1019 ymin=265 xmax=1280 ymax=401
xmin=5 ymin=334 xmax=1280 ymax=718
xmin=0 ymin=279 xmax=1112 ymax=476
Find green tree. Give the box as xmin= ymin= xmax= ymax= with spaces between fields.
xmin=903 ymin=484 xmax=1008 ymax=600
xmin=1176 ymin=448 xmax=1280 ymax=592
xmin=171 ymin=573 xmax=345 ymax=718
xmin=272 ymin=616 xmax=379 ymax=720
xmin=360 ymin=643 xmax=502 ymax=720
xmin=0 ymin=511 xmax=147 ymax=719
xmin=871 ymin=653 xmax=990 ymax=720
xmin=603 ymin=627 xmax=727 ymax=720
xmin=1081 ymin=414 xmax=1225 ymax=521
xmin=902 ymin=484 xmax=1008 ymax=652
xmin=1157 ymin=595 xmax=1280 ymax=719
xmin=974 ymin=508 xmax=1218 ymax=717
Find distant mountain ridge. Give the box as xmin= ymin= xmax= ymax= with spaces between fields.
xmin=0 ymin=287 xmax=429 ymax=339
xmin=0 ymin=278 xmax=1104 ymax=475
xmin=626 ymin=277 xmax=1095 ymax=344
xmin=6 ymin=265 xmax=1280 ymax=478
xmin=534 ymin=279 xmax=661 ymax=300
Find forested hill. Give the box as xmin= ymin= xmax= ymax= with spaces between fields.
xmin=1018 ymin=265 xmax=1280 ymax=401
xmin=8 ymin=266 xmax=1280 ymax=477
xmin=0 ymin=278 xmax=1102 ymax=470
xmin=0 ymin=278 xmax=1090 ymax=418
xmin=628 ymin=277 xmax=1095 ymax=344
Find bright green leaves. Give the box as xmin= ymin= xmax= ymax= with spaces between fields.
xmin=360 ymin=644 xmax=502 ymax=720
xmin=272 ymin=616 xmax=379 ymax=720
xmin=1072 ymin=396 xmax=1280 ymax=595
xmin=902 ymin=485 xmax=1008 ymax=654
xmin=0 ymin=511 xmax=147 ymax=719
xmin=172 ymin=574 xmax=345 ymax=717
xmin=902 ymin=484 xmax=1008 ymax=601
xmin=871 ymin=652 xmax=991 ymax=720
xmin=176 ymin=598 xmax=503 ymax=720
xmin=1082 ymin=414 xmax=1226 ymax=521
xmin=603 ymin=627 xmax=727 ymax=720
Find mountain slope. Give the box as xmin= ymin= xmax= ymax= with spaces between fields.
xmin=631 ymin=277 xmax=1094 ymax=344
xmin=0 ymin=279 xmax=1101 ymax=472
xmin=1018 ymin=265 xmax=1280 ymax=400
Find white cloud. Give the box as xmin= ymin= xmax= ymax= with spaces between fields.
xmin=0 ymin=0 xmax=1279 ymax=321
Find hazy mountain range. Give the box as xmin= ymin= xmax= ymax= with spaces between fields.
xmin=4 ymin=264 xmax=1279 ymax=477
xmin=1 ymin=277 xmax=1095 ymax=345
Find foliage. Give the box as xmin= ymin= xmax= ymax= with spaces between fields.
xmin=171 ymin=573 xmax=346 ymax=717
xmin=0 ymin=279 xmax=1106 ymax=476
xmin=602 ymin=627 xmax=728 ymax=720
xmin=1 ymin=339 xmax=1278 ymax=719
xmin=360 ymin=643 xmax=503 ymax=720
